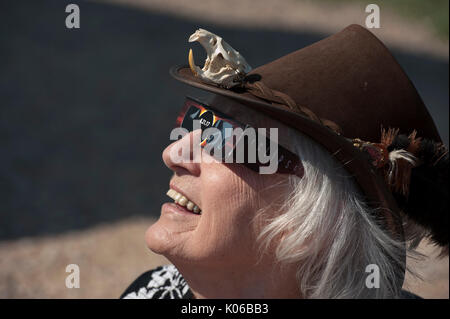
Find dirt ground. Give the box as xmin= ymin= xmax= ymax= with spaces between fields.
xmin=0 ymin=218 xmax=168 ymax=298
xmin=0 ymin=217 xmax=447 ymax=299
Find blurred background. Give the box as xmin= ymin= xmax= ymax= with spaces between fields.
xmin=0 ymin=0 xmax=448 ymax=298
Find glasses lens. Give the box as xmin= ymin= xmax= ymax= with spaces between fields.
xmin=176 ymin=98 xmax=303 ymax=177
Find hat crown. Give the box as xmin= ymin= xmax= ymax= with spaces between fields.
xmin=249 ymin=24 xmax=441 ymax=142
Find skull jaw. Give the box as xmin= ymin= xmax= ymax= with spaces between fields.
xmin=197 ymin=66 xmax=245 ymax=89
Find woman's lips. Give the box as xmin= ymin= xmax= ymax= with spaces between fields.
xmin=162 ymin=202 xmax=201 ymax=218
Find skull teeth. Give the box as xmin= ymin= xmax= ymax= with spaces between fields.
xmin=188 ymin=49 xmax=198 ymax=76
xmin=166 ymin=189 xmax=201 ymax=214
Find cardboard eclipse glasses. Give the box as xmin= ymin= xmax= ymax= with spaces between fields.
xmin=175 ymin=97 xmax=304 ymax=178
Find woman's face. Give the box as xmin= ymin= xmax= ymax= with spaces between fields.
xmin=145 ymin=101 xmax=293 ymax=268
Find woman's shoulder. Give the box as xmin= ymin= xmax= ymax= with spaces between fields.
xmin=120 ymin=264 xmax=193 ymax=299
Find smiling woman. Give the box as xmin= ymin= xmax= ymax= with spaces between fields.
xmin=121 ymin=25 xmax=448 ymax=299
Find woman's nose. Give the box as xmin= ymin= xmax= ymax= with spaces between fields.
xmin=162 ymin=130 xmax=202 ymax=176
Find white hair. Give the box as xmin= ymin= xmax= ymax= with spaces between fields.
xmin=257 ymin=131 xmax=416 ymax=298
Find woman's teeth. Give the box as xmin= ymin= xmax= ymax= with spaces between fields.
xmin=166 ymin=189 xmax=201 ymax=214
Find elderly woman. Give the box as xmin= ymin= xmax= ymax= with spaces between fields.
xmin=121 ymin=25 xmax=448 ymax=299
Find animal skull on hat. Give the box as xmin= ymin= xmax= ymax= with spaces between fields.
xmin=188 ymin=29 xmax=252 ymax=89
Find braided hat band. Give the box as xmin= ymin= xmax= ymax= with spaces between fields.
xmin=241 ymin=76 xmax=343 ymax=134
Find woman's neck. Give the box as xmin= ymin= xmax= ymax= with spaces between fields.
xmin=173 ymin=260 xmax=301 ymax=299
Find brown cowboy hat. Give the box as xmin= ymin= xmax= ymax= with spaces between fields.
xmin=169 ymin=24 xmax=448 ymax=253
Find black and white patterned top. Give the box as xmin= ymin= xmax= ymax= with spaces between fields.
xmin=120 ymin=264 xmax=194 ymax=299
xmin=121 ymin=264 xmax=422 ymax=299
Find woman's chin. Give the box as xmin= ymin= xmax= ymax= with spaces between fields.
xmin=145 ymin=219 xmax=206 ymax=265
xmin=145 ymin=221 xmax=174 ymax=255
xmin=144 ymin=218 xmax=194 ymax=257
xmin=145 ymin=204 xmax=200 ymax=253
